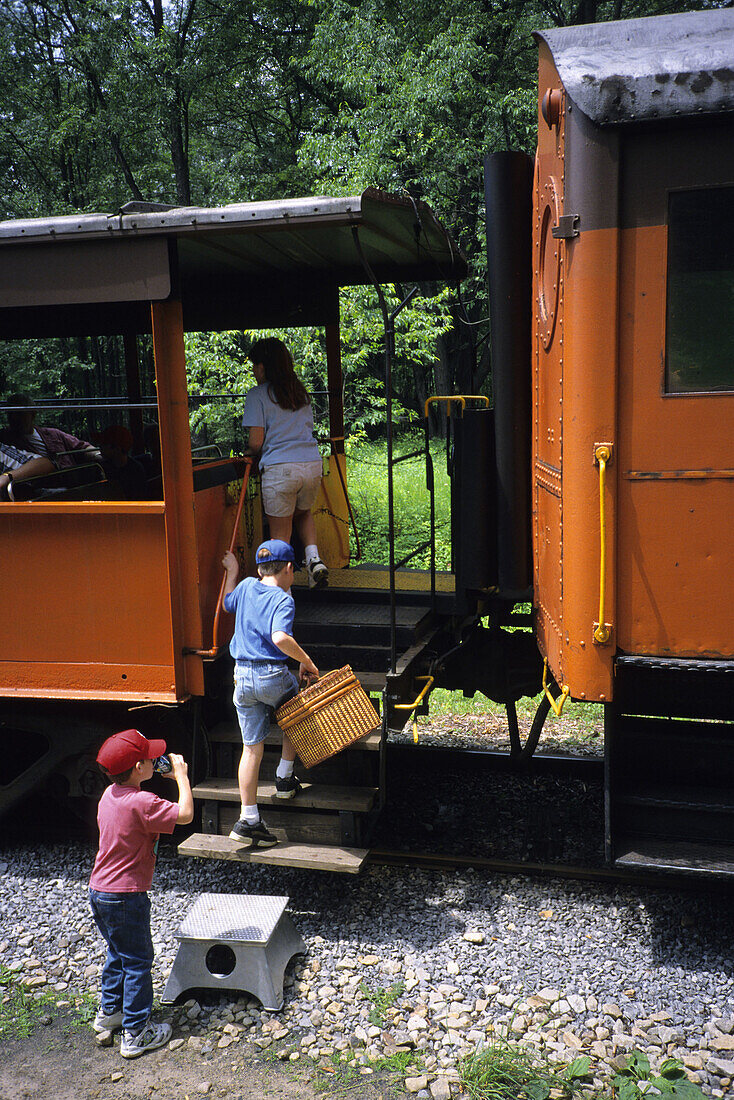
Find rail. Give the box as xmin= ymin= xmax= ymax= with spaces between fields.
xmin=593 ymin=443 xmax=613 ymax=645
xmin=393 ymin=675 xmax=435 ymax=743
xmin=329 ymin=436 xmax=362 ymax=560
xmin=543 ymin=657 xmax=570 ymax=717
xmin=187 ymin=457 xmax=254 ymax=659
xmin=423 ymin=395 xmax=491 ymax=605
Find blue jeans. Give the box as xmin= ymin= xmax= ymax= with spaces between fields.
xmin=89 ymin=889 xmax=154 ymax=1034
xmin=233 ymin=660 xmax=299 ymax=745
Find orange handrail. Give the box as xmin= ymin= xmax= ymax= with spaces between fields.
xmin=191 ymin=457 xmax=253 ymax=658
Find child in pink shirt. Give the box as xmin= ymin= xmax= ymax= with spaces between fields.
xmin=89 ymin=729 xmax=193 ymax=1059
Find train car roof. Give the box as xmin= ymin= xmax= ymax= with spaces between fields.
xmin=536 ymin=8 xmax=734 ymax=126
xmin=0 ymin=188 xmax=466 ymax=338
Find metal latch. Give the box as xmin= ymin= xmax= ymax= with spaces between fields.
xmin=552 ymin=214 xmax=580 ymax=239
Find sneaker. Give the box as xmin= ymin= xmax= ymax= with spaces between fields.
xmin=274 ymin=773 xmax=302 ymax=799
xmin=228 ymin=817 xmax=278 ymax=846
xmin=307 ymin=557 xmax=328 ymax=589
xmin=93 ymin=1007 xmax=123 ymax=1033
xmin=120 ymin=1019 xmax=172 ymax=1059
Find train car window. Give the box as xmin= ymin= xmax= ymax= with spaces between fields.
xmin=666 ymin=187 xmax=734 ymax=394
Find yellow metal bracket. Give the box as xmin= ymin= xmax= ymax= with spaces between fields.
xmin=543 ymin=659 xmax=570 ymax=718
xmin=593 ymin=443 xmax=613 ymax=645
xmin=424 ymin=395 xmax=490 ymax=419
xmin=393 ymin=675 xmax=434 ymax=743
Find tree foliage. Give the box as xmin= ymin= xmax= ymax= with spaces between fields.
xmin=0 ymin=0 xmax=723 ymax=432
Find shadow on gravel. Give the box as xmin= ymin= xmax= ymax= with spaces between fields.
xmin=637 ymin=887 xmax=734 ymax=978
xmin=372 ymin=752 xmax=605 ymax=867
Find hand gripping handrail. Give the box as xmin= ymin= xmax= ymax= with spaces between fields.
xmin=393 ymin=675 xmax=434 ymax=743
xmin=593 ymin=443 xmax=613 ymax=645
xmin=187 ymin=457 xmax=254 ymax=659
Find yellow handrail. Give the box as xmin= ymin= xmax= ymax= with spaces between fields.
xmin=424 ymin=395 xmax=490 ymax=418
xmin=393 ymin=675 xmax=434 ymax=743
xmin=593 ymin=444 xmax=613 ymax=645
xmin=543 ymin=659 xmax=570 ymax=718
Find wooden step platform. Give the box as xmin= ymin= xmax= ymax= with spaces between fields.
xmin=292 ymin=564 xmax=455 ymax=594
xmin=178 ymin=832 xmax=367 ymax=874
xmin=193 ymin=778 xmax=377 ymax=813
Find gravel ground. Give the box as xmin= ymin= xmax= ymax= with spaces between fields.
xmin=389 ymin=707 xmax=605 ymax=759
xmin=2 ymin=837 xmax=734 ymax=1099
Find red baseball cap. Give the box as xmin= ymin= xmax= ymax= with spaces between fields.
xmin=96 ymin=728 xmax=167 ymax=774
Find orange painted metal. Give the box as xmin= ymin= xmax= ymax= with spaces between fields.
xmin=192 ymin=459 xmax=254 ymax=657
xmin=151 ymin=299 xmax=205 ymax=698
xmin=533 ymin=45 xmax=618 ymax=702
xmin=0 ymin=503 xmax=178 ymax=700
xmin=532 ymin=46 xmax=566 ymax=690
xmin=561 ymin=227 xmax=618 ymax=700
xmin=616 ymin=224 xmax=734 ymax=658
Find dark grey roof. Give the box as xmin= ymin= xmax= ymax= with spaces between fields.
xmin=536 ymin=9 xmax=734 ymax=125
xmin=0 ymin=188 xmax=462 ymax=278
xmin=0 ymin=188 xmax=465 ymax=337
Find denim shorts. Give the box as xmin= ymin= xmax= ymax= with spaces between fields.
xmin=233 ymin=660 xmax=299 ymax=745
xmin=260 ymin=460 xmax=323 ymax=518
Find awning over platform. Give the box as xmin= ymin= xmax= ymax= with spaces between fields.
xmin=0 ymin=189 xmax=466 ymax=337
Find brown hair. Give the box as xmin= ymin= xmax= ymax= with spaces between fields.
xmin=249 ymin=338 xmax=310 ymax=411
xmin=257 ymin=559 xmax=290 ymax=577
xmin=108 ymin=766 xmax=134 ymax=785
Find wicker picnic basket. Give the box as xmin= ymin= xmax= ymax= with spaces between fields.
xmin=275 ymin=665 xmax=380 ymax=768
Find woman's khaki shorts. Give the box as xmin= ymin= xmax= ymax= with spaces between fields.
xmin=261 ymin=459 xmax=323 ymax=517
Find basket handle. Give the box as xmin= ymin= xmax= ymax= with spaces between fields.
xmin=277 ymin=679 xmax=359 ymax=729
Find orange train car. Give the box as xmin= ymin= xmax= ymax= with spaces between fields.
xmin=481 ymin=8 xmax=734 ymax=874
xmin=0 ymin=192 xmax=466 ymax=864
xmin=1 ymin=9 xmax=733 ymax=879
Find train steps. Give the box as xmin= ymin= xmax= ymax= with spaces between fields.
xmin=182 ymin=568 xmax=455 ymax=873
xmin=181 ymin=686 xmax=385 ymax=873
xmin=607 ymin=658 xmax=734 ymax=878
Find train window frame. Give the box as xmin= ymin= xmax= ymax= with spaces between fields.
xmin=664 ymin=184 xmax=734 ymax=396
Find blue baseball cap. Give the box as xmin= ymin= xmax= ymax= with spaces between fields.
xmin=256 ymin=539 xmax=296 ymax=565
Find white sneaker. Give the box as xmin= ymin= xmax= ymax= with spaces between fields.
xmin=120 ymin=1019 xmax=172 ymax=1058
xmin=93 ymin=1006 xmax=123 ymax=1033
xmin=307 ymin=557 xmax=328 ymax=589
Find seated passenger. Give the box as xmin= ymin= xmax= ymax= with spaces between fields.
xmin=0 ymin=443 xmax=55 ymax=500
xmin=2 ymin=393 xmax=99 ymax=468
xmin=94 ymin=425 xmax=148 ymax=500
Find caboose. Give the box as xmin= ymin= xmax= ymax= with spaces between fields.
xmin=1 ymin=8 xmax=732 ymax=878
xmin=481 ymin=8 xmax=734 ymax=875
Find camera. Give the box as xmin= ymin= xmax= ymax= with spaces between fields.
xmin=152 ymin=755 xmax=172 ymax=774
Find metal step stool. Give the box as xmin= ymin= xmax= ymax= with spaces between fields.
xmin=161 ymin=893 xmax=306 ymax=1011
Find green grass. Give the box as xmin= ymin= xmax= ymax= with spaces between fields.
xmin=423 ymin=688 xmax=604 ymax=749
xmin=359 ymin=980 xmax=406 ymax=1028
xmin=346 ymin=436 xmax=452 ymax=569
xmin=0 ymin=966 xmax=61 ymax=1039
xmin=459 ymin=1041 xmax=592 ymax=1100
xmin=310 ymin=1047 xmax=424 ymax=1096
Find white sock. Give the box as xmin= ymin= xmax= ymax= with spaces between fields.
xmin=276 ymin=758 xmax=295 ymax=780
xmin=243 ymin=804 xmax=259 ymax=824
xmin=305 ymin=544 xmax=319 ymax=565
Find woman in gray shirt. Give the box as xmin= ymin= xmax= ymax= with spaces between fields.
xmin=242 ymin=338 xmax=328 ymax=588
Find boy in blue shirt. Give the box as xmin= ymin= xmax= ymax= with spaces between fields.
xmin=222 ymin=539 xmax=319 ymax=845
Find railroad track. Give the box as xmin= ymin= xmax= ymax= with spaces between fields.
xmin=367 ymin=847 xmax=734 ymax=893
